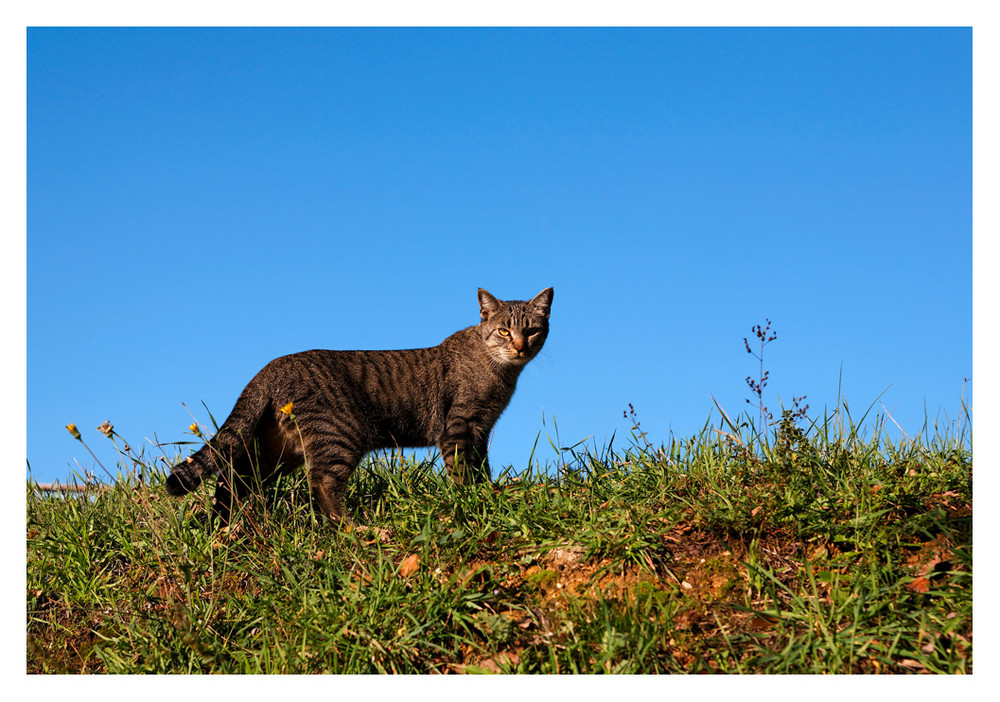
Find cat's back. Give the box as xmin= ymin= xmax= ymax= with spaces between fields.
xmin=254 ymin=344 xmax=457 ymax=446
xmin=274 ymin=326 xmax=485 ymax=378
xmin=256 ymin=345 xmax=444 ymax=391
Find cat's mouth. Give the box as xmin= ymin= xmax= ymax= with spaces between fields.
xmin=505 ymin=351 xmax=533 ymax=364
xmin=489 ymin=345 xmax=535 ymax=366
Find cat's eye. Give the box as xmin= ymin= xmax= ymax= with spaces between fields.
xmin=497 ymin=329 xmax=511 ymax=337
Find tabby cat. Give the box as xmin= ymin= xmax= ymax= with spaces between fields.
xmin=166 ymin=287 xmax=553 ymax=526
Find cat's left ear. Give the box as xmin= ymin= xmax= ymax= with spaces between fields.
xmin=531 ymin=287 xmax=554 ymax=318
xmin=478 ymin=289 xmax=501 ymax=321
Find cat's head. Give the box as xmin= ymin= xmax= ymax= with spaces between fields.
xmin=477 ymin=288 xmax=553 ymax=366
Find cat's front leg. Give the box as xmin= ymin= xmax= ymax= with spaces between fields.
xmin=440 ymin=421 xmax=490 ymax=485
xmin=467 ymin=434 xmax=491 ymax=484
xmin=441 ymin=442 xmax=467 ymax=484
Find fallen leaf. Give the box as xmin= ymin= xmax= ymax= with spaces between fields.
xmin=906 ymin=576 xmax=930 ymax=593
xmin=351 ymin=525 xmax=393 ymax=543
xmin=399 ymin=553 xmax=420 ymax=578
xmin=463 ymin=651 xmax=520 ymax=674
xmin=912 ymin=537 xmax=952 ymax=580
xmin=675 ymin=609 xmax=703 ymax=632
xmin=351 ymin=570 xmax=373 ymax=587
xmin=532 ymin=607 xmax=552 ymax=630
xmin=515 ymin=607 xmax=552 ymax=632
xmin=747 ymin=613 xmax=779 ymax=632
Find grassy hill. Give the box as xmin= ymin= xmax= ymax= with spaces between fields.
xmin=27 ymin=405 xmax=971 ymax=674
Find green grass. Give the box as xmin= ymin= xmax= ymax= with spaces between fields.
xmin=27 ymin=404 xmax=972 ymax=674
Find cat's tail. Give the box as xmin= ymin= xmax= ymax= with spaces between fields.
xmin=165 ymin=451 xmax=217 ymax=496
xmin=165 ymin=384 xmax=270 ymax=496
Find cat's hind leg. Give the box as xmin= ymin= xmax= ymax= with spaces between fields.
xmin=302 ymin=437 xmax=365 ymax=528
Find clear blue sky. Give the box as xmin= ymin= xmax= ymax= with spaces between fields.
xmin=27 ymin=27 xmax=971 ymax=485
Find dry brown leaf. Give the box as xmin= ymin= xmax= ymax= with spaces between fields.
xmin=898 ymin=658 xmax=928 ymax=672
xmin=675 ymin=609 xmax=703 ymax=632
xmin=513 ymin=607 xmax=552 ymax=632
xmin=913 ymin=538 xmax=952 ymax=578
xmin=467 ymin=651 xmax=520 ymax=674
xmin=399 ymin=553 xmax=420 ymax=578
xmin=747 ymin=613 xmax=779 ymax=632
xmin=351 ymin=525 xmax=394 ymax=544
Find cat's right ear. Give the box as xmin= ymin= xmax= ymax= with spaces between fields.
xmin=478 ymin=289 xmax=501 ymax=321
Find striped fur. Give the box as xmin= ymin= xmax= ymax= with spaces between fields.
xmin=166 ymin=287 xmax=553 ymax=526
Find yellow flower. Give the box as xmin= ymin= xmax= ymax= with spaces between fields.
xmin=65 ymin=423 xmax=81 ymax=440
xmin=279 ymin=402 xmax=294 ymax=416
xmin=97 ymin=421 xmax=114 ymax=437
xmin=189 ymin=423 xmax=202 ymax=437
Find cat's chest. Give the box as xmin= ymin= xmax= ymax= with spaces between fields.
xmin=446 ymin=367 xmax=516 ymax=408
